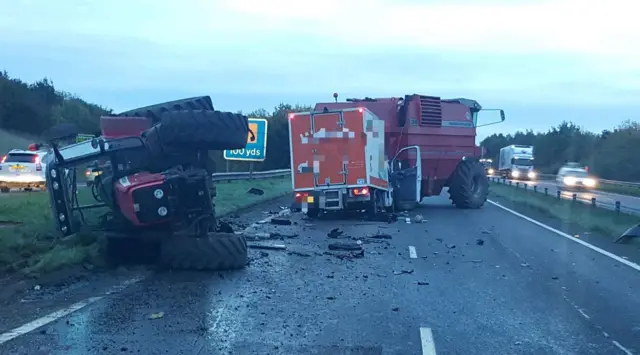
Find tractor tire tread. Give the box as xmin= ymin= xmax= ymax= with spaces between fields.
xmin=144 ymin=110 xmax=249 ymax=152
xmin=117 ymin=96 xmax=215 ymax=123
xmin=160 ymin=232 xmax=247 ymax=271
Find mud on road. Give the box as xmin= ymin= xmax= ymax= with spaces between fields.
xmin=1 ymin=194 xmax=639 ymax=355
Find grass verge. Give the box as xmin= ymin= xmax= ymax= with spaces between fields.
xmin=597 ymin=182 xmax=640 ymax=198
xmin=489 ymin=182 xmax=640 ymax=239
xmin=0 ymin=129 xmax=37 ymax=154
xmin=0 ymin=176 xmax=292 ymax=276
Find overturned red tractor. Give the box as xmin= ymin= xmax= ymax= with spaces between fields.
xmin=289 ymin=94 xmax=505 ymax=215
xmin=44 ymin=97 xmax=250 ymax=270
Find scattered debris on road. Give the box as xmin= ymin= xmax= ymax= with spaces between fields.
xmin=248 ymin=244 xmax=287 ymax=251
xmin=393 ymin=269 xmax=414 ymax=275
xmin=446 ymin=244 xmax=456 ymax=249
xmin=148 ymin=312 xmax=165 ymax=320
xmin=327 ymin=228 xmax=344 ymax=238
xmin=476 ymin=239 xmax=485 ymax=246
xmin=288 ymin=250 xmax=312 ymax=257
xmin=244 ymin=232 xmax=298 ymax=241
xmin=328 ymin=242 xmax=363 ymax=251
xmin=368 ymin=232 xmax=392 ymax=239
xmin=324 ymin=249 xmax=365 ymax=260
xmin=416 ymin=281 xmax=430 ymax=286
xmin=270 ymin=218 xmax=292 ymax=226
xmin=470 ymin=259 xmax=483 ymax=263
xmin=392 ymin=307 xmax=400 ymax=311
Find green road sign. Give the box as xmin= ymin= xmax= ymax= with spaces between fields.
xmin=76 ymin=134 xmax=95 ymax=143
xmin=223 ymin=118 xmax=268 ymax=161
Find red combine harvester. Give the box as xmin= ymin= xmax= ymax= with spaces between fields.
xmin=288 ymin=94 xmax=505 ymax=216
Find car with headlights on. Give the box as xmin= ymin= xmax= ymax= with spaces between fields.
xmin=556 ymin=167 xmax=597 ymax=191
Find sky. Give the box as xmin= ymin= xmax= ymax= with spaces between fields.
xmin=0 ymin=0 xmax=639 ymax=142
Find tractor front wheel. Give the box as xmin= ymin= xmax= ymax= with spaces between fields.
xmin=160 ymin=232 xmax=248 ymax=271
xmin=448 ymin=160 xmax=489 ymax=209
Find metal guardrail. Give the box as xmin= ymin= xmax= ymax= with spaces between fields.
xmin=212 ymin=169 xmax=291 ymax=182
xmin=489 ymin=176 xmax=640 ymax=216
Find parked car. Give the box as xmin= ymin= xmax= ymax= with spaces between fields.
xmin=0 ymin=149 xmax=48 ymax=192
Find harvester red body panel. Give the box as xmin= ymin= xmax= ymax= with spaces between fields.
xmin=314 ymin=95 xmax=482 ymax=198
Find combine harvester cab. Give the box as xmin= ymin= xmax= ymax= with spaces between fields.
xmin=291 ymin=94 xmax=505 ymax=215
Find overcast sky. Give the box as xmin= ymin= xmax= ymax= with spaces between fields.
xmin=1 ymin=0 xmax=638 ymax=142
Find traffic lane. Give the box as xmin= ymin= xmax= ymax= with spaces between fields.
xmin=502 ymin=178 xmax=640 ymax=214
xmin=394 ymin=196 xmax=631 ymax=355
xmin=447 ymin=198 xmax=640 ymax=354
xmin=1 ymin=201 xmax=635 ymax=355
xmin=1 ymin=212 xmax=437 ymax=355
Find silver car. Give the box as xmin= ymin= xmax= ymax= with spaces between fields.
xmin=556 ymin=167 xmax=597 ymax=191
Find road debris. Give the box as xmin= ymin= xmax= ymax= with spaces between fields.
xmin=326 ymin=296 xmax=336 ymax=300
xmin=247 ymin=187 xmax=264 ymax=195
xmin=470 ymin=259 xmax=483 ymax=263
xmin=249 ymin=244 xmax=287 ymax=251
xmin=244 ymin=232 xmax=298 ymax=241
xmin=416 ymin=281 xmax=430 ymax=286
xmin=368 ymin=232 xmax=392 ymax=239
xmin=476 ymin=239 xmax=485 ymax=246
xmin=445 ymin=244 xmax=456 ymax=249
xmin=270 ymin=218 xmax=292 ymax=226
xmin=393 ymin=269 xmax=414 ymax=275
xmin=520 ymin=263 xmax=530 ymax=267
xmin=328 ymin=242 xmax=363 ymax=251
xmin=324 ymin=249 xmax=365 ymax=260
xmin=392 ymin=307 xmax=400 ymax=311
xmin=288 ymin=251 xmax=312 ymax=257
xmin=148 ymin=312 xmax=165 ymax=320
xmin=327 ymin=228 xmax=344 ymax=238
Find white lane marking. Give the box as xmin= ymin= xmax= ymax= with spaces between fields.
xmin=409 ymin=246 xmax=418 ymax=259
xmin=612 ymin=340 xmax=634 ymax=355
xmin=0 ymin=275 xmax=145 ymax=345
xmin=487 ymin=200 xmax=640 ymax=272
xmin=420 ymin=327 xmax=437 ymax=355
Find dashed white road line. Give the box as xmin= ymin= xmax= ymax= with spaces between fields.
xmin=0 ymin=275 xmax=146 ymax=345
xmin=487 ymin=200 xmax=640 ymax=272
xmin=420 ymin=327 xmax=437 ymax=355
xmin=409 ymin=246 xmax=418 ymax=259
xmin=612 ymin=340 xmax=634 ymax=355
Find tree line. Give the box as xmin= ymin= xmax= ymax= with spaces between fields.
xmin=480 ymin=121 xmax=640 ymax=181
xmin=2 ymin=72 xmax=639 ymax=181
xmin=0 ymin=71 xmax=111 ymax=137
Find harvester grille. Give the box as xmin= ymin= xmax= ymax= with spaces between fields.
xmin=419 ymin=96 xmax=442 ymax=126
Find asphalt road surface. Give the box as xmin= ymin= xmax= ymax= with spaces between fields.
xmin=497 ymin=177 xmax=640 ymax=215
xmin=1 ymin=195 xmax=639 ymax=355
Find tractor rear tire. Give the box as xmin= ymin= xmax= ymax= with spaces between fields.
xmin=160 ymin=232 xmax=248 ymax=271
xmin=144 ymin=110 xmax=249 ymax=152
xmin=448 ymin=160 xmax=489 ymax=209
xmin=117 ymin=96 xmax=215 ymax=124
